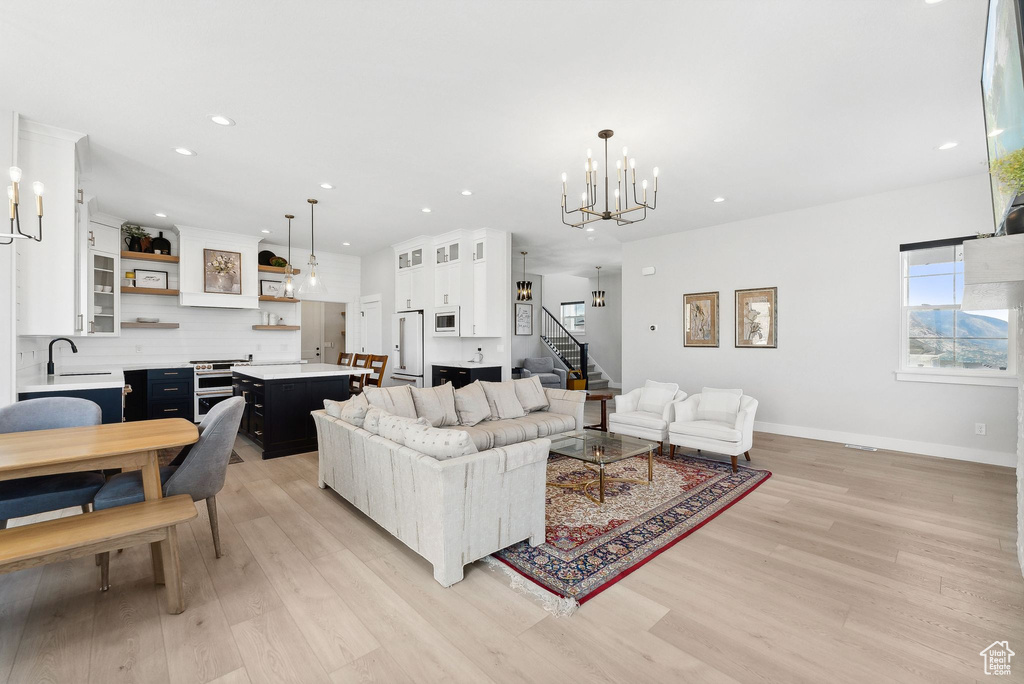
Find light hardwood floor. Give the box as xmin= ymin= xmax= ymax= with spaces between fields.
xmin=0 ymin=406 xmax=1021 ymax=683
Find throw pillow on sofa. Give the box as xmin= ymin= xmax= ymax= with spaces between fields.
xmin=379 ymin=413 xmax=430 ymax=445
xmin=325 ymin=395 xmax=369 ymax=427
xmin=324 ymin=398 xmax=345 ymax=418
xmin=697 ymin=387 xmax=742 ymax=424
xmin=454 ymin=381 xmax=490 ymax=427
xmin=364 ymin=407 xmax=384 ymax=434
xmin=363 ymin=385 xmax=417 ymax=419
xmin=512 ymin=376 xmax=549 ymax=412
xmin=403 ymin=422 xmax=478 ymax=460
xmin=410 ymin=383 xmax=459 ymax=427
xmin=480 ymin=381 xmax=526 ymax=420
xmin=637 ymin=380 xmax=679 ymax=414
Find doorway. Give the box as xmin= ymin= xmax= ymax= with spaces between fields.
xmin=301 ymin=301 xmax=347 ymax=363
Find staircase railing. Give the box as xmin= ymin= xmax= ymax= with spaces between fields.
xmin=540 ymin=306 xmax=588 ymax=385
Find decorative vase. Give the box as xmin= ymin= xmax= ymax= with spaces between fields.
xmin=124 ymin=235 xmax=142 ymax=252
xmin=151 ymin=231 xmax=171 ymax=255
xmin=141 ymin=237 xmax=154 ymax=253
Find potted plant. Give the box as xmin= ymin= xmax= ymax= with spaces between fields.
xmin=989 ymin=148 xmax=1024 ymax=235
xmin=121 ymin=223 xmax=151 ymax=252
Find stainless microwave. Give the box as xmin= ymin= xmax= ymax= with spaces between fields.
xmin=434 ymin=307 xmax=460 ymax=336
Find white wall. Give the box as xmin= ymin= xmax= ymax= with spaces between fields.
xmin=542 ymin=272 xmax=623 ymax=383
xmin=622 ymin=173 xmax=1017 ymax=466
xmin=17 ymin=238 xmax=359 ymax=373
xmin=0 ymin=110 xmax=15 ymax=404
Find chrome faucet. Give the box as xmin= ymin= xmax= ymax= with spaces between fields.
xmin=46 ymin=337 xmax=78 ymax=376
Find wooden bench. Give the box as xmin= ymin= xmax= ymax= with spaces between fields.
xmin=0 ymin=494 xmax=198 ymax=614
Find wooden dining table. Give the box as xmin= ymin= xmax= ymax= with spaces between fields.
xmin=0 ymin=418 xmax=199 ymax=586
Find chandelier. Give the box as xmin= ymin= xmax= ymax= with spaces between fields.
xmin=561 ymin=129 xmax=658 ymax=229
xmin=2 ymin=166 xmax=44 ymax=245
xmin=298 ymin=198 xmax=327 ymax=295
xmin=516 ymin=251 xmax=533 ymax=301
xmin=592 ymin=266 xmax=605 ymax=308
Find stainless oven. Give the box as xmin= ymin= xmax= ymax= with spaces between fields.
xmin=192 ymin=360 xmax=249 ymax=421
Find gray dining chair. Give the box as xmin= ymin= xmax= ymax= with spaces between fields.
xmin=93 ymin=396 xmax=244 ymax=580
xmin=0 ymin=397 xmax=105 ymax=529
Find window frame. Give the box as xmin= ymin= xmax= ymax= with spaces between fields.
xmin=560 ymin=300 xmax=586 ymax=334
xmin=897 ymin=240 xmax=1017 ymax=387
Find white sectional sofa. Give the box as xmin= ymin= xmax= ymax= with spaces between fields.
xmin=313 ymin=378 xmax=585 ymax=586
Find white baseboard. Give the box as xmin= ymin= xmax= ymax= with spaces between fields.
xmin=608 ymin=381 xmax=622 ymax=389
xmin=754 ymin=420 xmax=1016 ymax=468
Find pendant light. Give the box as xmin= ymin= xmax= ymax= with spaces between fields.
xmin=282 ymin=213 xmax=295 ymax=297
xmin=298 ymin=198 xmax=327 ymax=295
xmin=592 ymin=266 xmax=606 ymax=308
xmin=516 ymin=251 xmax=533 ymax=301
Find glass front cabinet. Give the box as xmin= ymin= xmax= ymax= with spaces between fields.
xmin=86 ymin=223 xmax=120 ymax=336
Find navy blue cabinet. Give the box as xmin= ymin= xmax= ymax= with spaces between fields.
xmin=18 ymin=387 xmax=124 ymax=424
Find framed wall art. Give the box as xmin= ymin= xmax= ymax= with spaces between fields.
xmin=133 ymin=269 xmax=168 ymax=290
xmin=735 ymin=287 xmax=777 ymax=348
xmin=204 ymin=249 xmax=242 ymax=294
xmin=514 ymin=302 xmax=533 ymax=336
xmin=683 ymin=291 xmax=719 ymax=347
xmin=260 ymin=279 xmax=284 ymax=297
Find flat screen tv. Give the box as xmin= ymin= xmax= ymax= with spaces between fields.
xmin=982 ymin=0 xmax=1024 ymax=232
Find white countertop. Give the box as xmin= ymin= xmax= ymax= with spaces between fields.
xmin=431 ymin=361 xmax=503 ymax=369
xmin=18 ymin=367 xmax=126 ymax=393
xmin=231 ymin=363 xmax=366 ymax=380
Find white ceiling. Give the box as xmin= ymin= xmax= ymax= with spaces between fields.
xmin=0 ymin=0 xmax=989 ymax=277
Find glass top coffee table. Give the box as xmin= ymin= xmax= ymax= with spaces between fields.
xmin=548 ymin=430 xmax=658 ymax=503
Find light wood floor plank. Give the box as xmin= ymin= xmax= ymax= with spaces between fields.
xmin=231 ymin=606 xmax=331 ymax=684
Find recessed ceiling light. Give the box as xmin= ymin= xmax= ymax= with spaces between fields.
xmin=261 ymin=229 xmax=271 ymax=234
xmin=210 ymin=115 xmax=235 ymax=126
xmin=461 ymin=190 xmax=472 ymax=196
xmin=174 ymin=147 xmax=196 ymax=156
xmin=342 ymin=242 xmax=351 ymax=246
xmin=154 ymin=212 xmax=167 ymax=218
xmin=937 ymin=141 xmax=958 ymax=150
xmin=585 ymin=227 xmax=595 ymax=232
xmin=422 ymin=207 xmax=432 ymax=213
xmin=924 ymin=0 xmax=944 ymax=4
xmin=989 ymin=128 xmax=1004 ymax=137
xmin=713 ymin=197 xmax=726 ymax=203
xmin=320 ymin=183 xmax=334 ymax=189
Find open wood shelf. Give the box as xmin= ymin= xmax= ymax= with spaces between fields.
xmin=121 ymin=251 xmax=179 ymax=263
xmin=121 ymin=287 xmax=179 ymax=296
xmin=258 ymin=264 xmax=300 ymax=274
xmin=258 ymin=295 xmax=300 ymax=303
xmin=252 ymin=325 xmax=300 ymax=331
xmin=121 ymin=322 xmax=180 ymax=329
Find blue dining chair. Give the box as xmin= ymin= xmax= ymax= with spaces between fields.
xmin=0 ymin=397 xmax=106 ymax=530
xmin=94 ymin=397 xmax=243 ymax=574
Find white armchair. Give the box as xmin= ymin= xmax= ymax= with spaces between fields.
xmin=608 ymin=380 xmax=686 ymax=455
xmin=668 ymin=388 xmax=758 ymax=472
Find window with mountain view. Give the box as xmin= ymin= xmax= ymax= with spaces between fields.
xmin=901 ymin=243 xmax=1011 ymax=373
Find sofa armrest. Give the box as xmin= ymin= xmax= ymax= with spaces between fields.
xmin=544 ymin=387 xmax=586 ymax=430
xmin=520 ymin=368 xmax=534 ymax=378
xmin=670 ymin=395 xmax=699 ymax=423
xmin=734 ymin=397 xmax=758 ymax=449
xmin=661 ymin=390 xmax=688 ymax=422
xmin=552 ymin=368 xmax=567 ymax=386
xmin=614 ymin=388 xmax=641 ymax=414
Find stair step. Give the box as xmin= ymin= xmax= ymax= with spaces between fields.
xmin=588 ymin=378 xmax=609 ymax=389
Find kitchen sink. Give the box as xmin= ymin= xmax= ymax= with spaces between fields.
xmin=59 ymin=371 xmax=112 ymax=376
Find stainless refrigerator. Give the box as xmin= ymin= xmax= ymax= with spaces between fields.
xmin=391 ymin=311 xmax=424 ymax=387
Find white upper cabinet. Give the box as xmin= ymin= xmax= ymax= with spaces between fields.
xmin=84 ymin=220 xmax=120 ymax=336
xmin=464 ymin=229 xmax=507 ymax=338
xmin=15 ymin=118 xmax=88 ymax=336
xmin=433 ymin=233 xmax=464 ymax=308
xmin=394 ymin=238 xmax=428 ymax=311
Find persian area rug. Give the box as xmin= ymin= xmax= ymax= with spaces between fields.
xmin=492 ymin=452 xmax=771 ymax=608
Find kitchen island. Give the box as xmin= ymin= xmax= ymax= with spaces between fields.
xmin=232 ymin=364 xmax=365 ymax=459
xmin=17 ymin=367 xmax=126 ymax=424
